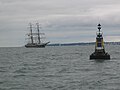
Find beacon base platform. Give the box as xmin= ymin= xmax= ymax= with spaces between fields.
xmin=90 ymin=52 xmax=110 ymax=60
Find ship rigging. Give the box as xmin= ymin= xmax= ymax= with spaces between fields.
xmin=25 ymin=23 xmax=50 ymax=48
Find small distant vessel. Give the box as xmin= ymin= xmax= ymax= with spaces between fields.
xmin=90 ymin=24 xmax=110 ymax=60
xmin=25 ymin=23 xmax=50 ymax=48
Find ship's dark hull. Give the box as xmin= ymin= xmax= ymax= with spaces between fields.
xmin=25 ymin=43 xmax=49 ymax=48
xmin=90 ymin=52 xmax=110 ymax=60
xmin=25 ymin=44 xmax=45 ymax=48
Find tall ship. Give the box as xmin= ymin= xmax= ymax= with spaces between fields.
xmin=90 ymin=24 xmax=110 ymax=60
xmin=25 ymin=23 xmax=50 ymax=48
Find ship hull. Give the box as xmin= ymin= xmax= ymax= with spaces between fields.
xmin=25 ymin=44 xmax=46 ymax=48
xmin=25 ymin=42 xmax=49 ymax=48
xmin=90 ymin=52 xmax=110 ymax=60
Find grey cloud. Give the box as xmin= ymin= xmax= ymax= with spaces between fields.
xmin=0 ymin=0 xmax=120 ymax=46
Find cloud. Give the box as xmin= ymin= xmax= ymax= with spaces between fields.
xmin=0 ymin=0 xmax=120 ymax=46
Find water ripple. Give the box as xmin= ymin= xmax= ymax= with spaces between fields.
xmin=0 ymin=46 xmax=120 ymax=90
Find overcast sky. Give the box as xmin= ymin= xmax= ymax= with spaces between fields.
xmin=0 ymin=0 xmax=120 ymax=47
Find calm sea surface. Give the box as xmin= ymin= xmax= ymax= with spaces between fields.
xmin=0 ymin=45 xmax=120 ymax=90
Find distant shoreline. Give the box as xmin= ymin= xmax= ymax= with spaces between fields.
xmin=47 ymin=42 xmax=120 ymax=46
xmin=1 ymin=42 xmax=120 ymax=47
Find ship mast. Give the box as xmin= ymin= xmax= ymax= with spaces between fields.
xmin=30 ymin=23 xmax=34 ymax=44
xmin=36 ymin=23 xmax=41 ymax=44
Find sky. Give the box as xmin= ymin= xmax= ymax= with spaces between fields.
xmin=0 ymin=0 xmax=120 ymax=47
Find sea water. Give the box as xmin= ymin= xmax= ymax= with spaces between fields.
xmin=0 ymin=45 xmax=120 ymax=90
